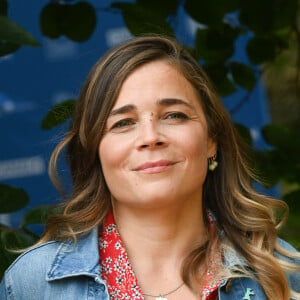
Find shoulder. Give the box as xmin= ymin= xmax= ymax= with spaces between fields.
xmin=0 ymin=241 xmax=61 ymax=299
xmin=275 ymin=238 xmax=300 ymax=294
xmin=277 ymin=237 xmax=299 ymax=251
xmin=219 ymin=277 xmax=267 ymax=300
xmin=274 ymin=237 xmax=300 ymax=265
xmin=5 ymin=240 xmax=60 ymax=275
xmin=0 ymin=228 xmax=102 ymax=299
xmin=222 ymin=237 xmax=300 ymax=296
xmin=2 ymin=228 xmax=99 ymax=280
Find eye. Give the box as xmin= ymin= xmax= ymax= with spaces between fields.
xmin=165 ymin=112 xmax=189 ymax=120
xmin=111 ymin=118 xmax=135 ymax=129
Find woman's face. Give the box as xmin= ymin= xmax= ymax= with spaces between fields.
xmin=99 ymin=60 xmax=216 ymax=209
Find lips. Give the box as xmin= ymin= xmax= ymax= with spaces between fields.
xmin=133 ymin=160 xmax=176 ymax=173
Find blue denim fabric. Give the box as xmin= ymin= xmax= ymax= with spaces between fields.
xmin=0 ymin=228 xmax=108 ymax=300
xmin=0 ymin=227 xmax=299 ymax=299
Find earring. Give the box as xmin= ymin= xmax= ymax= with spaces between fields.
xmin=208 ymin=154 xmax=218 ymax=171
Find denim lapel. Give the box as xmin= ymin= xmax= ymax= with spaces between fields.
xmin=46 ymin=227 xmax=100 ymax=281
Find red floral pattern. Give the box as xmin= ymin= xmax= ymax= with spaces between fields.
xmin=99 ymin=210 xmax=221 ymax=299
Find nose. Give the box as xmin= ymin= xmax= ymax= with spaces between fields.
xmin=135 ymin=119 xmax=167 ymax=150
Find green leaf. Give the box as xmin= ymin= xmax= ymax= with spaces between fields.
xmin=204 ymin=64 xmax=236 ymax=96
xmin=229 ymin=62 xmax=256 ymax=91
xmin=0 ymin=16 xmax=39 ymax=46
xmin=279 ymin=188 xmax=300 ymax=249
xmin=41 ymin=2 xmax=96 ymax=42
xmin=40 ymin=3 xmax=62 ymax=39
xmin=62 ymin=2 xmax=97 ymax=42
xmin=184 ymin=0 xmax=238 ymax=28
xmin=137 ymin=0 xmax=178 ymax=18
xmin=0 ymin=184 xmax=29 ymax=214
xmin=41 ymin=99 xmax=75 ymax=129
xmin=254 ymin=133 xmax=300 ymax=186
xmin=112 ymin=3 xmax=174 ymax=37
xmin=279 ymin=220 xmax=300 ymax=250
xmin=239 ymin=0 xmax=297 ymax=34
xmin=234 ymin=123 xmax=253 ymax=146
xmin=254 ymin=150 xmax=282 ymax=186
xmin=0 ymin=0 xmax=8 ymax=16
xmin=0 ymin=227 xmax=39 ymax=277
xmin=246 ymin=36 xmax=277 ymax=65
xmin=215 ymin=76 xmax=237 ymax=97
xmin=0 ymin=40 xmax=20 ymax=56
xmin=283 ymin=190 xmax=300 ymax=211
xmin=195 ymin=24 xmax=238 ymax=64
xmin=22 ymin=205 xmax=60 ymax=226
xmin=0 ymin=228 xmax=38 ymax=259
xmin=0 ymin=231 xmax=13 ymax=277
xmin=262 ymin=124 xmax=300 ymax=151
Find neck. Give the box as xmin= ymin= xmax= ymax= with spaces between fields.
xmin=111 ymin=197 xmax=207 ymax=292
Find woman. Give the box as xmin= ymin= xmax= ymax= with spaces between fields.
xmin=0 ymin=36 xmax=299 ymax=300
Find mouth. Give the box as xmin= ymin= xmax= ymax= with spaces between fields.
xmin=133 ymin=160 xmax=176 ymax=174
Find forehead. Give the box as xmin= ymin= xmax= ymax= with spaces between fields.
xmin=112 ymin=60 xmax=202 ymax=109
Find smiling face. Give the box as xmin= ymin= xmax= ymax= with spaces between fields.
xmin=99 ymin=60 xmax=216 ymax=210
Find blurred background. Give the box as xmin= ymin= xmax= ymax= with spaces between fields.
xmin=0 ymin=0 xmax=299 ymax=276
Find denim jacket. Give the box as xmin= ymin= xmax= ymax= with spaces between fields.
xmin=1 ymin=227 xmax=299 ymax=300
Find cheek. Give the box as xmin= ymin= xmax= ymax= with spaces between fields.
xmin=188 ymin=143 xmax=208 ymax=167
xmin=99 ymin=139 xmax=116 ymax=172
xmin=186 ymin=133 xmax=210 ymax=184
xmin=99 ymin=137 xmax=134 ymax=200
xmin=99 ymin=139 xmax=120 ymax=194
xmin=176 ymin=128 xmax=209 ymax=159
xmin=98 ymin=136 xmax=129 ymax=174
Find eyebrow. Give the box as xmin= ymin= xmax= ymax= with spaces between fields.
xmin=109 ymin=98 xmax=194 ymax=117
xmin=109 ymin=104 xmax=136 ymax=116
xmin=157 ymin=98 xmax=195 ymax=109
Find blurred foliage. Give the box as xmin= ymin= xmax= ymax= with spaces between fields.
xmin=0 ymin=0 xmax=300 ymax=278
xmin=112 ymin=2 xmax=174 ymax=37
xmin=40 ymin=2 xmax=96 ymax=41
xmin=0 ymin=185 xmax=59 ymax=276
xmin=41 ymin=99 xmax=75 ymax=129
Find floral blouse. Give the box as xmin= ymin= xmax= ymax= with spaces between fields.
xmin=99 ymin=210 xmax=221 ymax=300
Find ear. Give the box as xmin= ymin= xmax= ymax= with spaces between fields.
xmin=207 ymin=138 xmax=217 ymax=158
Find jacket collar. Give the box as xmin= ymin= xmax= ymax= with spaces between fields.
xmin=222 ymin=245 xmax=249 ymax=269
xmin=46 ymin=227 xmax=101 ymax=281
xmin=45 ymin=225 xmax=249 ymax=282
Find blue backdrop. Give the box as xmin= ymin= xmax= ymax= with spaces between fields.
xmin=0 ymin=0 xmax=273 ymax=230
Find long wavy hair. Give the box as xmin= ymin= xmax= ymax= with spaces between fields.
xmin=41 ymin=36 xmax=299 ymax=299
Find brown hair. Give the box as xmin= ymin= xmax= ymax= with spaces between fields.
xmin=42 ymin=36 xmax=299 ymax=299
